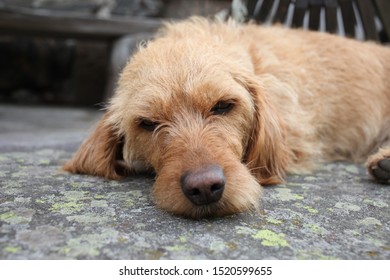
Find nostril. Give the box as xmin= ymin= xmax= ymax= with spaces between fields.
xmin=190 ymin=188 xmax=201 ymax=196
xmin=211 ymin=183 xmax=223 ymax=193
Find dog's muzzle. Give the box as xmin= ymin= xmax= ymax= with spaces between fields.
xmin=180 ymin=165 xmax=226 ymax=205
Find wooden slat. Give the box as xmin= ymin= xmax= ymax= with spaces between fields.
xmin=324 ymin=0 xmax=338 ymax=33
xmin=356 ymin=0 xmax=379 ymax=41
xmin=308 ymin=0 xmax=323 ymax=30
xmin=338 ymin=0 xmax=356 ymax=37
xmin=254 ymin=0 xmax=275 ymax=23
xmin=273 ymin=0 xmax=291 ymax=23
xmin=374 ymin=0 xmax=390 ymax=41
xmin=292 ymin=0 xmax=309 ymax=27
xmin=0 ymin=6 xmax=161 ymax=41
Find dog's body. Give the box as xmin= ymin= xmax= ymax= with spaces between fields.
xmin=64 ymin=18 xmax=390 ymax=218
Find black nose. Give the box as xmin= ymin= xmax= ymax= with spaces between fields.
xmin=180 ymin=165 xmax=226 ymax=206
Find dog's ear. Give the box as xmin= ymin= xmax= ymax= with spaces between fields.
xmin=236 ymin=73 xmax=289 ymax=185
xmin=63 ymin=112 xmax=129 ymax=180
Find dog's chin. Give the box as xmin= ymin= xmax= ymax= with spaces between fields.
xmin=176 ymin=203 xmax=233 ymax=220
xmin=155 ymin=195 xmax=260 ymax=219
xmin=180 ymin=199 xmax=260 ymax=219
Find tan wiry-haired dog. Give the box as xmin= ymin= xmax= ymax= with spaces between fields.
xmin=64 ymin=18 xmax=390 ymax=218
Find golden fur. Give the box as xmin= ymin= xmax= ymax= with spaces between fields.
xmin=64 ymin=18 xmax=390 ymax=218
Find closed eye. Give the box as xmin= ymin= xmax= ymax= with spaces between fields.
xmin=211 ymin=100 xmax=235 ymax=115
xmin=138 ymin=118 xmax=160 ymax=132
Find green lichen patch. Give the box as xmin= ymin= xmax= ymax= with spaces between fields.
xmin=3 ymin=246 xmax=21 ymax=254
xmin=0 ymin=212 xmax=16 ymax=221
xmin=294 ymin=203 xmax=319 ymax=214
xmin=252 ymin=230 xmax=289 ymax=247
xmin=358 ymin=217 xmax=382 ymax=227
xmin=335 ymin=202 xmax=361 ymax=212
xmin=274 ymin=188 xmax=304 ymax=202
xmin=304 ymin=223 xmax=328 ymax=235
xmin=297 ymin=249 xmax=339 ymax=260
xmin=125 ymin=198 xmax=135 ymax=207
xmin=363 ymin=199 xmax=388 ymax=208
xmin=303 ymin=176 xmax=317 ymax=182
xmin=165 ymin=244 xmax=186 ymax=252
xmin=0 ymin=209 xmax=35 ymax=225
xmin=344 ymin=229 xmax=361 ymax=236
xmin=49 ymin=201 xmax=84 ymax=215
xmin=15 ymin=158 xmax=26 ymax=164
xmin=38 ymin=158 xmax=51 ymax=165
xmin=235 ymin=226 xmax=256 ymax=235
xmin=302 ymin=205 xmax=319 ymax=214
xmin=178 ymin=236 xmax=187 ymax=243
xmin=69 ymin=181 xmax=95 ymax=189
xmin=35 ymin=199 xmax=46 ymax=204
xmin=266 ymin=217 xmax=283 ymax=225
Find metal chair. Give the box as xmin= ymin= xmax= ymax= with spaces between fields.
xmin=229 ymin=0 xmax=390 ymax=43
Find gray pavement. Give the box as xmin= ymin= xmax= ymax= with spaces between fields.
xmin=0 ymin=105 xmax=389 ymax=259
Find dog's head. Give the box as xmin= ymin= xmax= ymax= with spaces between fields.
xmin=64 ymin=19 xmax=288 ymax=218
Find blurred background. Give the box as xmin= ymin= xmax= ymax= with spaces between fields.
xmin=0 ymin=0 xmax=389 ymax=107
xmin=0 ymin=0 xmax=232 ymax=107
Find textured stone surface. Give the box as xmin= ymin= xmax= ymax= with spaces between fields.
xmin=0 ymin=105 xmax=389 ymax=259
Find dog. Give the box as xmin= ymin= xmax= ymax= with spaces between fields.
xmin=64 ymin=18 xmax=390 ymax=218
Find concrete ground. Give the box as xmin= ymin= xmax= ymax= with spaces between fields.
xmin=0 ymin=104 xmax=389 ymax=259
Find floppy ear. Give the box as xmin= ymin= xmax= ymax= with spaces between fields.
xmin=63 ymin=112 xmax=129 ymax=180
xmin=238 ymin=73 xmax=289 ymax=185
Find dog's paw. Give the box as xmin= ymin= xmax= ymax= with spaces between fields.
xmin=368 ymin=157 xmax=390 ymax=184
